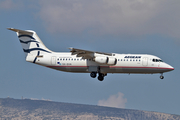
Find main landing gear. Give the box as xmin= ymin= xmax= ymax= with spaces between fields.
xmin=160 ymin=73 xmax=164 ymax=79
xmin=90 ymin=72 xmax=107 ymax=81
xmin=90 ymin=72 xmax=97 ymax=78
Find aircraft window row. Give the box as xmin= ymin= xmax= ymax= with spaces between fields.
xmin=152 ymin=59 xmax=163 ymax=62
xmin=57 ymin=58 xmax=92 ymax=61
xmin=57 ymin=58 xmax=141 ymax=62
xmin=118 ymin=59 xmax=141 ymax=62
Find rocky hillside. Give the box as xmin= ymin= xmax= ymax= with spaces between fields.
xmin=0 ymin=98 xmax=179 ymax=120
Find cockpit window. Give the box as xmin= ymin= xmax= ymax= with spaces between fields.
xmin=159 ymin=59 xmax=163 ymax=62
xmin=152 ymin=59 xmax=163 ymax=62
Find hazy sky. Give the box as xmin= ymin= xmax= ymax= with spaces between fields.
xmin=0 ymin=0 xmax=180 ymax=115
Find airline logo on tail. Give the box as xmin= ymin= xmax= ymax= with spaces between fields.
xmin=8 ymin=28 xmax=52 ymax=63
xmin=18 ymin=35 xmax=51 ymax=54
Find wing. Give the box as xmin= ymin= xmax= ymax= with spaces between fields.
xmin=69 ymin=47 xmax=112 ymax=59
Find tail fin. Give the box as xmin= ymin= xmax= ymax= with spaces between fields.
xmin=8 ymin=28 xmax=52 ymax=63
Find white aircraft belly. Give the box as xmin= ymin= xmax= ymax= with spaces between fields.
xmin=47 ymin=64 xmax=171 ymax=74
xmin=100 ymin=66 xmax=171 ymax=74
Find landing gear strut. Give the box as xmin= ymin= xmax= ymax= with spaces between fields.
xmin=160 ymin=73 xmax=164 ymax=79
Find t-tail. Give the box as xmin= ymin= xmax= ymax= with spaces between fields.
xmin=8 ymin=28 xmax=52 ymax=63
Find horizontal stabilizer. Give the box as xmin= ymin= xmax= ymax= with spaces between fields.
xmin=7 ymin=28 xmax=33 ymax=34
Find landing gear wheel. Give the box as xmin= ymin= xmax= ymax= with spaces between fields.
xmin=160 ymin=73 xmax=164 ymax=79
xmin=160 ymin=75 xmax=164 ymax=79
xmin=98 ymin=73 xmax=104 ymax=81
xmin=90 ymin=72 xmax=97 ymax=78
xmin=98 ymin=76 xmax=104 ymax=81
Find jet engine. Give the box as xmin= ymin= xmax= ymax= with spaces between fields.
xmin=94 ymin=56 xmax=117 ymax=65
xmin=94 ymin=56 xmax=108 ymax=64
xmin=107 ymin=57 xmax=117 ymax=65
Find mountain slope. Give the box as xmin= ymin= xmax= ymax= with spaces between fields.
xmin=0 ymin=98 xmax=179 ymax=120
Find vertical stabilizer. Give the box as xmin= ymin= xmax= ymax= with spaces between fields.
xmin=8 ymin=28 xmax=52 ymax=63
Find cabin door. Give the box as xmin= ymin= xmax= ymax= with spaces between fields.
xmin=51 ymin=56 xmax=56 ymax=65
xmin=142 ymin=57 xmax=148 ymax=66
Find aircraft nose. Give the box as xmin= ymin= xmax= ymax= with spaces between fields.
xmin=167 ymin=64 xmax=174 ymax=71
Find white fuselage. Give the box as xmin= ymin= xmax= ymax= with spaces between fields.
xmin=35 ymin=52 xmax=174 ymax=74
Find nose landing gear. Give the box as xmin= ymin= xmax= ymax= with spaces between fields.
xmin=160 ymin=73 xmax=164 ymax=79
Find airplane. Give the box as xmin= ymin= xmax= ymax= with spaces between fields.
xmin=8 ymin=28 xmax=174 ymax=81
